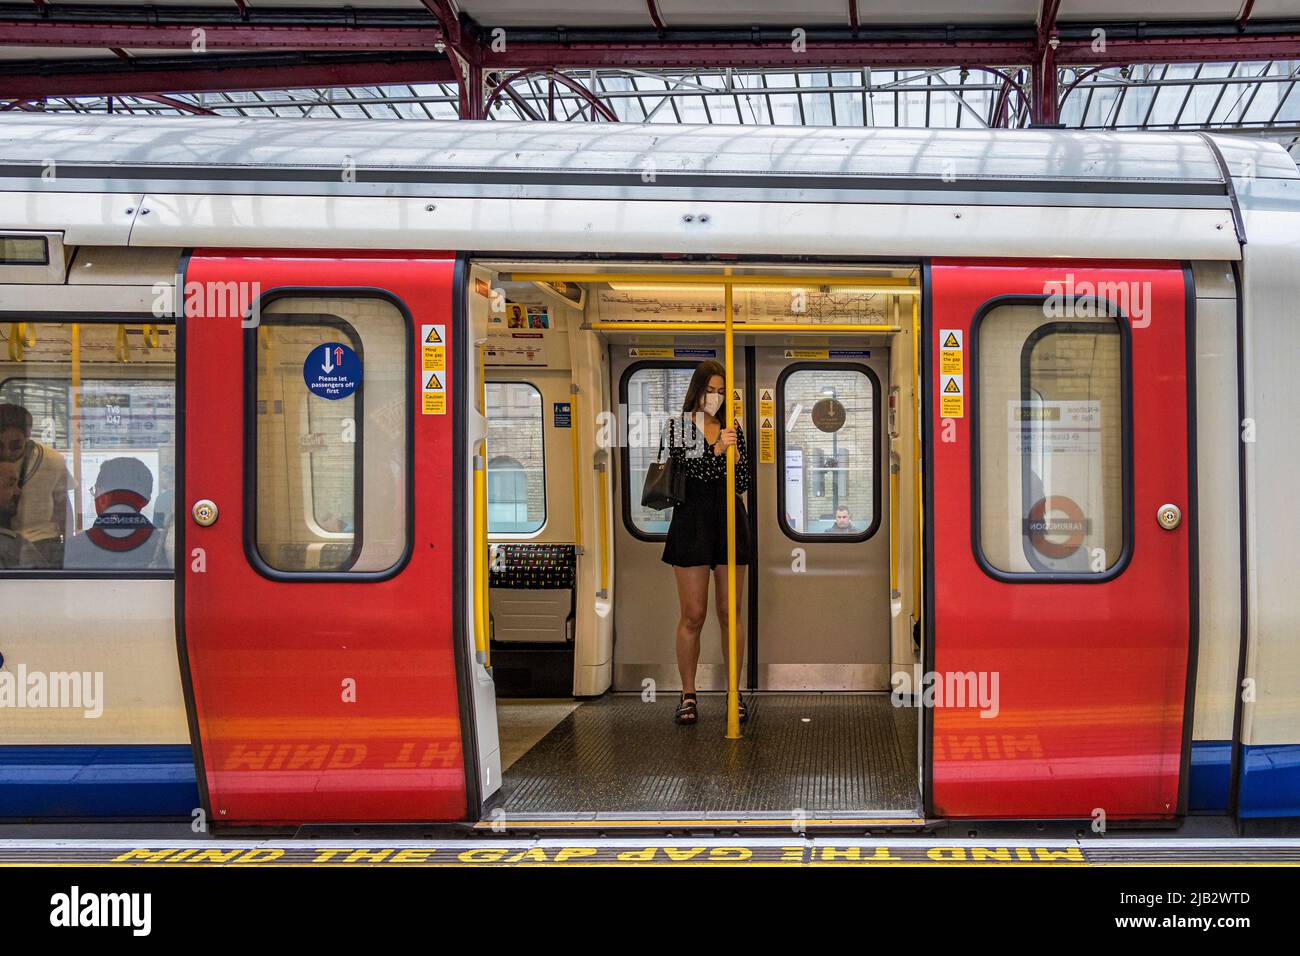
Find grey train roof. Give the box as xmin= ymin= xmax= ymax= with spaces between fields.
xmin=0 ymin=116 xmax=1294 ymax=199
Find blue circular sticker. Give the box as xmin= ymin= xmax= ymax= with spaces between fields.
xmin=303 ymin=342 xmax=361 ymax=400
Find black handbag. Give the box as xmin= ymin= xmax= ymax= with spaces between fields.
xmin=641 ymin=416 xmax=687 ymax=511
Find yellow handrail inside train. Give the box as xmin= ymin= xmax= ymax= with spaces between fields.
xmin=596 ymin=455 xmax=610 ymax=597
xmin=479 ymin=341 xmax=491 ymax=666
xmin=890 ymin=453 xmax=900 ymax=597
xmin=473 ymin=442 xmax=490 ymax=667
xmin=569 ymin=385 xmax=583 ymax=555
xmin=912 ymin=297 xmax=923 ymax=636
xmin=504 ymin=272 xmax=917 ymax=289
xmin=586 ymin=322 xmax=901 ymax=333
xmin=724 ymin=282 xmax=741 ymax=741
xmin=70 ymin=323 xmax=83 ymax=533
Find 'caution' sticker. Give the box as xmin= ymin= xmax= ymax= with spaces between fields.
xmin=940 ymin=374 xmax=963 ymax=419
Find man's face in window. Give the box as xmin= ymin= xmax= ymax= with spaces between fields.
xmin=0 ymin=427 xmax=26 ymax=463
xmin=834 ymin=509 xmax=852 ymax=528
xmin=0 ymin=461 xmax=20 ymax=519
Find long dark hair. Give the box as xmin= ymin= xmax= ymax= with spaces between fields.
xmin=681 ymin=359 xmax=726 ymax=415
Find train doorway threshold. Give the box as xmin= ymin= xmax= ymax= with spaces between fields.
xmin=481 ymin=692 xmax=925 ymax=831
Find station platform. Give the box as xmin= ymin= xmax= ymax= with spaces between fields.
xmin=1 ymin=836 xmax=1299 ymax=867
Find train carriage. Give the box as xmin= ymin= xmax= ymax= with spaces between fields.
xmin=0 ymin=115 xmax=1296 ymax=830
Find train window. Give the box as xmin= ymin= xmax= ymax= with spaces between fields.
xmin=974 ymin=304 xmax=1128 ymax=578
xmin=0 ymin=321 xmax=176 ymax=573
xmin=0 ymin=236 xmax=48 ymax=265
xmin=485 ymin=382 xmax=546 ymax=534
xmin=619 ymin=362 xmax=696 ymax=539
xmin=777 ymin=363 xmax=880 ymax=542
xmin=250 ymin=295 xmax=409 ymax=576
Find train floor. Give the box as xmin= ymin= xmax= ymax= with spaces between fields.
xmin=488 ymin=691 xmax=920 ymax=820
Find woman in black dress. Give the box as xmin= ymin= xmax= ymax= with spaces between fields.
xmin=660 ymin=360 xmax=750 ymax=725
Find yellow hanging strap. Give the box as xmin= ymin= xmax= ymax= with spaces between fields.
xmin=7 ymin=323 xmax=34 ymax=362
xmin=115 ymin=324 xmax=130 ymax=363
xmin=142 ymin=324 xmax=160 ymax=350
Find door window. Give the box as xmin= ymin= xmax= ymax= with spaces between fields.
xmin=250 ymin=294 xmax=410 ymax=577
xmin=974 ymin=303 xmax=1129 ymax=578
xmin=620 ymin=362 xmax=696 ymax=539
xmin=484 ymin=382 xmax=546 ymax=534
xmin=777 ymin=363 xmax=880 ymax=542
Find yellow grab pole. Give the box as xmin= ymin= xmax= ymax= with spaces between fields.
xmin=473 ymin=441 xmax=490 ymax=668
xmin=889 ymin=453 xmax=900 ymax=598
xmin=475 ymin=342 xmax=491 ymax=668
xmin=912 ymin=297 xmax=923 ymax=631
xmin=569 ymin=385 xmax=583 ymax=554
xmin=70 ymin=323 xmax=83 ymax=533
xmin=724 ymin=283 xmax=740 ymax=741
xmin=596 ymin=453 xmax=610 ymax=598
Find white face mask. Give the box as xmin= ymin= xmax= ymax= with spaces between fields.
xmin=701 ymin=392 xmax=723 ymax=416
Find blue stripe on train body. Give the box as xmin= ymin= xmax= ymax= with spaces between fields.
xmin=1189 ymin=740 xmax=1232 ymax=813
xmin=1239 ymin=744 xmax=1300 ymax=819
xmin=0 ymin=745 xmax=197 ymax=817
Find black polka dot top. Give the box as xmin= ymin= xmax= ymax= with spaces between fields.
xmin=662 ymin=414 xmax=750 ymax=495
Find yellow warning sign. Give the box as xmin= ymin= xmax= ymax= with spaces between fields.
xmin=422 ymin=325 xmax=446 ymax=372
xmin=939 ymin=330 xmax=964 ymax=415
xmin=759 ymin=386 xmax=775 ymax=421
xmin=759 ymin=416 xmax=775 ymax=464
xmin=422 ymin=369 xmax=446 ymax=415
xmin=940 ymin=374 xmax=963 ymax=418
xmin=784 ymin=348 xmax=829 ymax=360
xmin=731 ymin=387 xmax=744 ymax=423
xmin=629 ymin=347 xmax=673 ymax=358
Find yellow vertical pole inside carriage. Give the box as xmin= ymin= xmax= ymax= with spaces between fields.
xmin=473 ymin=341 xmax=491 ymax=668
xmin=724 ymin=282 xmax=740 ymax=741
xmin=70 ymin=323 xmax=83 ymax=533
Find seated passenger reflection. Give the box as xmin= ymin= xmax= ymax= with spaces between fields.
xmin=63 ymin=456 xmax=166 ymax=570
xmin=0 ymin=403 xmax=71 ymax=569
xmin=0 ymin=458 xmax=39 ymax=568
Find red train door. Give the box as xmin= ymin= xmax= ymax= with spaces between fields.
xmin=926 ymin=260 xmax=1194 ymax=820
xmin=179 ymin=252 xmax=468 ymax=824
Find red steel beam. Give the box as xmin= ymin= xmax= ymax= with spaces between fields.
xmin=1055 ymin=33 xmax=1300 ymax=64
xmin=0 ymin=56 xmax=457 ymax=99
xmin=0 ymin=20 xmax=446 ymax=50
xmin=475 ymin=35 xmax=1300 ymax=70
xmin=1031 ymin=0 xmax=1061 ymax=124
xmin=480 ymin=41 xmax=1038 ymax=69
xmin=0 ymin=18 xmax=1297 ymax=72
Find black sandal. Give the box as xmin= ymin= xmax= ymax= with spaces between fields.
xmin=737 ymin=694 xmax=749 ymax=724
xmin=674 ymin=692 xmax=699 ymax=725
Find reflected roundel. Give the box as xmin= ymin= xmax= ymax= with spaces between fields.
xmin=811 ymin=397 xmax=847 ymax=433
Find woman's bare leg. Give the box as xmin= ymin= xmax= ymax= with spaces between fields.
xmin=714 ymin=564 xmax=747 ymax=689
xmin=673 ymin=565 xmax=712 ymax=694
